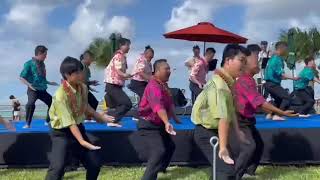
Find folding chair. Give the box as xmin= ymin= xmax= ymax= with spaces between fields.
xmin=210 ymin=136 xmax=219 ymax=180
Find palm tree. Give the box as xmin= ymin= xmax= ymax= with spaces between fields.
xmin=279 ymin=27 xmax=320 ymax=63
xmin=279 ymin=27 xmax=320 ymax=87
xmin=87 ymin=38 xmax=113 ymax=68
xmin=87 ymin=33 xmax=123 ymax=68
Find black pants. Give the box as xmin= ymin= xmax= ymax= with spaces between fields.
xmin=137 ymin=119 xmax=175 ymax=180
xmin=128 ymin=80 xmax=148 ymax=99
xmin=234 ymin=119 xmax=264 ymax=180
xmin=46 ymin=124 xmax=101 ymax=180
xmin=295 ymin=89 xmax=315 ymax=115
xmin=264 ymin=82 xmax=291 ymax=110
xmin=25 ymin=88 xmax=52 ymax=125
xmin=189 ymin=81 xmax=202 ymax=104
xmin=105 ymin=83 xmax=132 ymax=122
xmin=88 ymin=91 xmax=99 ymax=111
xmin=193 ymin=125 xmax=236 ymax=180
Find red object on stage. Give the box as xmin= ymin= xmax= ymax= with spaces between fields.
xmin=163 ymin=22 xmax=247 ymax=44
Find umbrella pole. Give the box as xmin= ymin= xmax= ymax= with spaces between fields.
xmin=203 ymin=42 xmax=206 ymax=56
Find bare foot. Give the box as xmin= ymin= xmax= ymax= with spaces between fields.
xmin=299 ymin=114 xmax=311 ymax=118
xmin=266 ymin=114 xmax=273 ymax=119
xmin=23 ymin=125 xmax=30 ymax=129
xmin=107 ymin=122 xmax=122 ymax=127
xmin=272 ymin=115 xmax=285 ymax=121
xmin=132 ymin=117 xmax=139 ymax=121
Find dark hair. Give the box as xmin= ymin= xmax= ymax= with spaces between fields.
xmin=35 ymin=45 xmax=48 ymax=56
xmin=221 ymin=44 xmax=250 ymax=67
xmin=275 ymin=41 xmax=288 ymax=50
xmin=80 ymin=50 xmax=93 ymax=61
xmin=247 ymin=44 xmax=261 ymax=53
xmin=153 ymin=59 xmax=168 ymax=73
xmin=60 ymin=56 xmax=84 ymax=80
xmin=9 ymin=95 xmax=15 ymax=99
xmin=144 ymin=45 xmax=154 ymax=53
xmin=261 ymin=41 xmax=268 ymax=45
xmin=206 ymin=47 xmax=216 ymax=54
xmin=118 ymin=38 xmax=131 ymax=47
xmin=304 ymin=56 xmax=315 ymax=65
xmin=193 ymin=45 xmax=200 ymax=50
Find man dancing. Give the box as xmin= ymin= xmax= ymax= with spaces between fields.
xmin=20 ymin=45 xmax=58 ymax=128
xmin=264 ymin=41 xmax=299 ymax=120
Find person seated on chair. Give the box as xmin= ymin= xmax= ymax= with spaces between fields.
xmin=233 ymin=44 xmax=297 ymax=179
xmin=129 ymin=45 xmax=154 ymax=99
xmin=191 ymin=44 xmax=249 ymax=180
xmin=264 ymin=41 xmax=299 ymax=120
xmin=189 ymin=47 xmax=215 ymax=104
xmin=293 ymin=56 xmax=320 ymax=117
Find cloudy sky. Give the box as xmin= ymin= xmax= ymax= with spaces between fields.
xmin=1 ymin=0 xmax=320 ymax=104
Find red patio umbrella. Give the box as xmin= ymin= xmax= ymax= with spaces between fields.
xmin=163 ymin=22 xmax=248 ymax=53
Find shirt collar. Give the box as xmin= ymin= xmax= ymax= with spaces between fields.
xmin=116 ymin=50 xmax=126 ymax=56
xmin=218 ymin=68 xmax=235 ymax=86
xmin=32 ymin=57 xmax=43 ymax=63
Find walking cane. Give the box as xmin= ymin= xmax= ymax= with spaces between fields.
xmin=210 ymin=136 xmax=219 ymax=180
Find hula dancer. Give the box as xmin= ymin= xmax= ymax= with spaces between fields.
xmin=104 ymin=38 xmax=133 ymax=127
xmin=264 ymin=41 xmax=299 ymax=120
xmin=185 ymin=45 xmax=201 ymax=70
xmin=192 ymin=44 xmax=249 ymax=179
xmin=233 ymin=44 xmax=297 ymax=179
xmin=138 ymin=59 xmax=181 ymax=180
xmin=189 ymin=47 xmax=215 ymax=103
xmin=129 ymin=45 xmax=154 ymax=99
xmin=19 ymin=45 xmax=58 ymax=128
xmin=80 ymin=50 xmax=100 ymax=111
xmin=293 ymin=56 xmax=320 ymax=117
xmin=45 ymin=57 xmax=114 ymax=180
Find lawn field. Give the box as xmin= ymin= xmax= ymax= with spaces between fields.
xmin=1 ymin=166 xmax=320 ymax=180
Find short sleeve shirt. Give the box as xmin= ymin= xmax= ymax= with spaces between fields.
xmin=104 ymin=50 xmax=128 ymax=86
xmin=234 ymin=73 xmax=265 ymax=118
xmin=132 ymin=54 xmax=152 ymax=82
xmin=264 ymin=55 xmax=285 ymax=84
xmin=190 ymin=58 xmax=208 ymax=85
xmin=49 ymin=82 xmax=88 ymax=129
xmin=20 ymin=59 xmax=48 ymax=90
xmin=191 ymin=69 xmax=236 ymax=129
xmin=139 ymin=78 xmax=174 ymax=126
xmin=294 ymin=67 xmax=315 ymax=90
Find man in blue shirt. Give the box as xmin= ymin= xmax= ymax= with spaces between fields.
xmin=20 ymin=45 xmax=58 ymax=128
xmin=264 ymin=41 xmax=299 ymax=120
xmin=294 ymin=56 xmax=320 ymax=116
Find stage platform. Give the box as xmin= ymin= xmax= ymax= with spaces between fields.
xmin=1 ymin=115 xmax=320 ymax=167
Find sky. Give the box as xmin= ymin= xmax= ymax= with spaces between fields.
xmin=1 ymin=0 xmax=320 ymax=104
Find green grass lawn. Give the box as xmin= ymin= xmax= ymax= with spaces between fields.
xmin=1 ymin=166 xmax=320 ymax=180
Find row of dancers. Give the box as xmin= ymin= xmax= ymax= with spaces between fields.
xmin=0 ymin=38 xmax=315 ymax=179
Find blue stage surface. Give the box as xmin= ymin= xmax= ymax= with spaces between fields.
xmin=1 ymin=115 xmax=320 ymax=134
